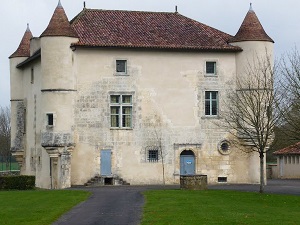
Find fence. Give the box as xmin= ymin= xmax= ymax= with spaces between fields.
xmin=0 ymin=153 xmax=20 ymax=176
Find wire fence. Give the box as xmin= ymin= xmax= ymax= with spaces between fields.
xmin=0 ymin=153 xmax=20 ymax=176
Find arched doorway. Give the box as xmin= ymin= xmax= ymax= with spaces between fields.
xmin=180 ymin=150 xmax=195 ymax=175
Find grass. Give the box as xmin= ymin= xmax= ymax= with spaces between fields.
xmin=0 ymin=190 xmax=91 ymax=225
xmin=142 ymin=190 xmax=300 ymax=225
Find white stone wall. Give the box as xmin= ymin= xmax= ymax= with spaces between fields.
xmin=71 ymin=48 xmax=256 ymax=185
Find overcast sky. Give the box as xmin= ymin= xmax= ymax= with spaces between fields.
xmin=1 ymin=0 xmax=299 ymax=107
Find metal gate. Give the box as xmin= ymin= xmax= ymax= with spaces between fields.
xmin=180 ymin=151 xmax=195 ymax=175
xmin=100 ymin=150 xmax=112 ymax=176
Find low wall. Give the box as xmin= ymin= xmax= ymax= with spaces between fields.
xmin=180 ymin=175 xmax=207 ymax=190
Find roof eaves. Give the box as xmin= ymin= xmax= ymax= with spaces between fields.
xmin=70 ymin=43 xmax=242 ymax=52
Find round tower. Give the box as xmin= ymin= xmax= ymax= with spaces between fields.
xmin=229 ymin=3 xmax=274 ymax=78
xmin=39 ymin=0 xmax=78 ymax=188
xmin=229 ymin=4 xmax=274 ymax=184
xmin=9 ymin=25 xmax=33 ymax=165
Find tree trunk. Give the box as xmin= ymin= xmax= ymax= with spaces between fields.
xmin=259 ymin=152 xmax=265 ymax=193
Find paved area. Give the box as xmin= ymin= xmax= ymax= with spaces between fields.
xmin=52 ymin=185 xmax=177 ymax=225
xmin=53 ymin=180 xmax=300 ymax=225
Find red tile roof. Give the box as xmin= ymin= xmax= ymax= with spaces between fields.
xmin=9 ymin=26 xmax=33 ymax=58
xmin=273 ymin=142 xmax=300 ymax=155
xmin=40 ymin=2 xmax=77 ymax=38
xmin=230 ymin=8 xmax=274 ymax=43
xmin=70 ymin=9 xmax=241 ymax=51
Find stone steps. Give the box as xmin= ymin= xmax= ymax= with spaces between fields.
xmin=84 ymin=175 xmax=130 ymax=186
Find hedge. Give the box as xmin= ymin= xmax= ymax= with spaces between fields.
xmin=0 ymin=176 xmax=35 ymax=190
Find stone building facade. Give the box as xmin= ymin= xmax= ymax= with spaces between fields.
xmin=10 ymin=1 xmax=274 ymax=189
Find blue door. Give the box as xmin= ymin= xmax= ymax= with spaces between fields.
xmin=101 ymin=150 xmax=111 ymax=176
xmin=180 ymin=154 xmax=195 ymax=175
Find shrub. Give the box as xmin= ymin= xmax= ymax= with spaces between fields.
xmin=0 ymin=176 xmax=35 ymax=190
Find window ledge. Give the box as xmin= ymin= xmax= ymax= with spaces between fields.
xmin=110 ymin=127 xmax=133 ymax=130
xmin=204 ymin=74 xmax=218 ymax=77
xmin=201 ymin=116 xmax=221 ymax=119
xmin=114 ymin=73 xmax=130 ymax=76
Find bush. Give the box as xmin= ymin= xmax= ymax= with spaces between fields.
xmin=0 ymin=176 xmax=35 ymax=190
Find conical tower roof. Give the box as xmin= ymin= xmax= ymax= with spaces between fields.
xmin=40 ymin=0 xmax=77 ymax=38
xmin=230 ymin=4 xmax=274 ymax=43
xmin=9 ymin=24 xmax=33 ymax=58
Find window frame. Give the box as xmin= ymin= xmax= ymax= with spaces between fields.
xmin=205 ymin=91 xmax=219 ymax=116
xmin=205 ymin=61 xmax=217 ymax=76
xmin=115 ymin=59 xmax=128 ymax=75
xmin=110 ymin=94 xmax=133 ymax=129
xmin=46 ymin=113 xmax=55 ymax=128
xmin=146 ymin=146 xmax=160 ymax=163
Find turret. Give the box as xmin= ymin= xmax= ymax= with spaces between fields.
xmin=9 ymin=25 xmax=33 ymax=165
xmin=229 ymin=3 xmax=274 ymax=78
xmin=39 ymin=0 xmax=78 ymax=189
xmin=229 ymin=4 xmax=274 ymax=183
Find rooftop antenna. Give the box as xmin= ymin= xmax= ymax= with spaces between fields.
xmin=83 ymin=1 xmax=86 ymax=9
xmin=175 ymin=5 xmax=178 ymax=13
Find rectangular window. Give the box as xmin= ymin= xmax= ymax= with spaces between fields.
xmin=147 ymin=148 xmax=159 ymax=162
xmin=110 ymin=95 xmax=132 ymax=128
xmin=205 ymin=91 xmax=218 ymax=116
xmin=47 ymin=113 xmax=54 ymax=126
xmin=206 ymin=61 xmax=216 ymax=75
xmin=116 ymin=60 xmax=127 ymax=74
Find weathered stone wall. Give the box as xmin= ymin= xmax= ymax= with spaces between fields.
xmin=71 ymin=49 xmax=256 ymax=185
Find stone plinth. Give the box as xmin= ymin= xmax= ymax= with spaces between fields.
xmin=180 ymin=175 xmax=207 ymax=190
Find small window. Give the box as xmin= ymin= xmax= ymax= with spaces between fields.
xmin=47 ymin=113 xmax=54 ymax=126
xmin=218 ymin=140 xmax=231 ymax=155
xmin=148 ymin=150 xmax=159 ymax=162
xmin=296 ymin=156 xmax=300 ymax=164
xmin=110 ymin=95 xmax=132 ymax=128
xmin=31 ymin=67 xmax=34 ymax=84
xmin=206 ymin=61 xmax=216 ymax=75
xmin=218 ymin=177 xmax=227 ymax=183
xmin=205 ymin=91 xmax=218 ymax=116
xmin=146 ymin=146 xmax=159 ymax=162
xmin=116 ymin=60 xmax=127 ymax=74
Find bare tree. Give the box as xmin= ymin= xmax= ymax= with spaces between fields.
xmin=220 ymin=55 xmax=279 ymax=193
xmin=144 ymin=114 xmax=167 ymax=185
xmin=277 ymin=48 xmax=300 ymax=141
xmin=0 ymin=106 xmax=11 ymax=170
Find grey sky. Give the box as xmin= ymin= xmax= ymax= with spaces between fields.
xmin=1 ymin=0 xmax=299 ymax=107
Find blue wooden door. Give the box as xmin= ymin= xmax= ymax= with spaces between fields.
xmin=101 ymin=150 xmax=111 ymax=176
xmin=180 ymin=155 xmax=195 ymax=175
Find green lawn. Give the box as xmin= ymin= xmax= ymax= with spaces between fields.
xmin=142 ymin=190 xmax=300 ymax=225
xmin=0 ymin=190 xmax=90 ymax=225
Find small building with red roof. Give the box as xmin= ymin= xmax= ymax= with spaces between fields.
xmin=9 ymin=1 xmax=274 ymax=189
xmin=273 ymin=142 xmax=300 ymax=178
